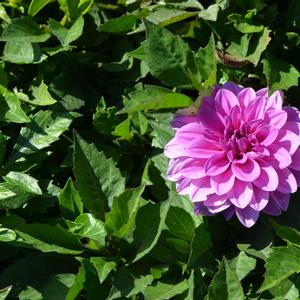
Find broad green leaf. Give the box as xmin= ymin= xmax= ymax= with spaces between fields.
xmin=108 ymin=266 xmax=154 ymax=299
xmin=0 ymin=90 xmax=30 ymax=123
xmin=0 ymin=172 xmax=42 ymax=209
xmin=8 ymin=110 xmax=77 ymax=163
xmin=271 ymin=220 xmax=300 ymax=247
xmin=166 ymin=206 xmax=195 ymax=241
xmin=143 ymin=280 xmax=189 ymax=300
xmin=263 ymin=53 xmax=300 ymax=93
xmin=207 ymin=259 xmax=244 ymax=300
xmin=73 ymin=213 xmax=107 ymax=246
xmin=0 ymin=215 xmax=84 ymax=254
xmin=185 ymin=224 xmax=212 ymax=270
xmin=19 ymin=286 xmax=42 ymax=300
xmin=105 ymin=186 xmax=145 ymax=237
xmin=0 ymin=227 xmax=16 ymax=242
xmin=73 ymin=132 xmax=125 ymax=220
xmin=100 ymin=15 xmax=138 ymax=33
xmin=132 ymin=201 xmax=169 ymax=262
xmin=59 ymin=178 xmax=83 ymax=220
xmin=112 ymin=117 xmax=133 ymax=140
xmin=48 ymin=16 xmax=84 ymax=47
xmin=0 ymin=286 xmax=12 ymax=300
xmin=90 ymin=257 xmax=117 ymax=284
xmin=195 ymin=34 xmax=217 ymax=87
xmin=57 ymin=0 xmax=93 ymax=20
xmin=28 ymin=0 xmax=53 ymax=16
xmin=228 ymin=13 xmax=264 ymax=34
xmin=229 ymin=251 xmax=256 ymax=280
xmin=30 ymin=81 xmax=57 ymax=106
xmin=0 ymin=4 xmax=10 ymax=24
xmin=259 ymin=246 xmax=300 ymax=292
xmin=226 ymin=27 xmax=271 ymax=66
xmin=39 ymin=274 xmax=75 ymax=300
xmin=149 ymin=113 xmax=174 ymax=148
xmin=2 ymin=41 xmax=47 ymax=64
xmin=198 ymin=4 xmax=219 ymax=21
xmin=143 ymin=20 xmax=201 ymax=89
xmin=165 ymin=237 xmax=190 ymax=254
xmin=93 ymin=97 xmax=119 ymax=135
xmin=0 ymin=17 xmax=50 ymax=42
xmin=66 ymin=259 xmax=105 ymax=300
xmin=269 ymin=279 xmax=299 ymax=300
xmin=120 ymin=85 xmax=192 ymax=114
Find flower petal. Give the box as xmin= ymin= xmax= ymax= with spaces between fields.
xmin=270 ymin=191 xmax=290 ymax=211
xmin=267 ymin=145 xmax=292 ymax=169
xmin=229 ymin=180 xmax=253 ymax=209
xmin=231 ymin=158 xmax=261 ymax=181
xmin=264 ymin=109 xmax=287 ymax=129
xmin=237 ymin=87 xmax=256 ymax=108
xmin=265 ymin=90 xmax=283 ymax=110
xmin=210 ymin=167 xmax=235 ymax=195
xmin=290 ymin=148 xmax=300 ymax=170
xmin=215 ymin=89 xmax=239 ymax=116
xmin=204 ymin=154 xmax=230 ymax=176
xmin=253 ymin=163 xmax=279 ymax=191
xmin=276 ymin=168 xmax=297 ymax=193
xmin=249 ymin=187 xmax=269 ymax=211
xmin=256 ymin=125 xmax=278 ymax=146
xmin=236 ymin=206 xmax=259 ymax=228
xmin=186 ymin=137 xmax=223 ymax=158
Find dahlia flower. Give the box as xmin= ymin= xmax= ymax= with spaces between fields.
xmin=164 ymin=82 xmax=300 ymax=227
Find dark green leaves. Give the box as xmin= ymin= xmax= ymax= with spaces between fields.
xmin=0 ymin=17 xmax=50 ymax=43
xmin=207 ymin=259 xmax=244 ymax=300
xmin=259 ymin=246 xmax=300 ymax=292
xmin=263 ymin=53 xmax=300 ymax=93
xmin=143 ymin=21 xmax=201 ymax=89
xmin=73 ymin=132 xmax=125 ymax=220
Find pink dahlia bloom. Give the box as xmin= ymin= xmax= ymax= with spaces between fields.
xmin=164 ymin=82 xmax=300 ymax=227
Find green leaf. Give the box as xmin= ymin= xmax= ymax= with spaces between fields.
xmin=269 ymin=279 xmax=299 ymax=300
xmin=108 ymin=266 xmax=154 ymax=300
xmin=186 ymin=224 xmax=212 ymax=270
xmin=90 ymin=257 xmax=117 ymax=284
xmin=59 ymin=178 xmax=83 ymax=220
xmin=0 ymin=286 xmax=12 ymax=300
xmin=73 ymin=213 xmax=107 ymax=246
xmin=30 ymin=81 xmax=57 ymax=106
xmin=228 ymin=13 xmax=264 ymax=34
xmin=120 ymin=85 xmax=192 ymax=114
xmin=0 ymin=172 xmax=42 ymax=209
xmin=112 ymin=117 xmax=133 ymax=140
xmin=144 ymin=280 xmax=189 ymax=300
xmin=0 ymin=215 xmax=84 ymax=254
xmin=8 ymin=110 xmax=77 ymax=163
xmin=48 ymin=16 xmax=84 ymax=47
xmin=0 ymin=17 xmax=50 ymax=43
xmin=165 ymin=206 xmax=195 ymax=242
xmin=0 ymin=227 xmax=16 ymax=242
xmin=143 ymin=20 xmax=201 ymax=89
xmin=132 ymin=201 xmax=169 ymax=262
xmin=262 ymin=53 xmax=300 ymax=93
xmin=259 ymin=246 xmax=300 ymax=292
xmin=57 ymin=0 xmax=93 ymax=20
xmin=2 ymin=41 xmax=47 ymax=64
xmin=195 ymin=34 xmax=217 ymax=87
xmin=28 ymin=0 xmax=53 ymax=17
xmin=207 ymin=259 xmax=244 ymax=300
xmin=0 ymin=90 xmax=30 ymax=123
xmin=271 ymin=220 xmax=300 ymax=247
xmin=105 ymin=186 xmax=145 ymax=237
xmin=229 ymin=251 xmax=256 ymax=281
xmin=100 ymin=15 xmax=138 ymax=33
xmin=73 ymin=132 xmax=125 ymax=220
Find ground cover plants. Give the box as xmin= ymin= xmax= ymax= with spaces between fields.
xmin=1 ymin=0 xmax=300 ymax=299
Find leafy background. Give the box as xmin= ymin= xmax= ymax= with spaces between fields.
xmin=0 ymin=0 xmax=300 ymax=299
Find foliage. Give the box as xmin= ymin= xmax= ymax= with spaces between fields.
xmin=0 ymin=0 xmax=299 ymax=299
